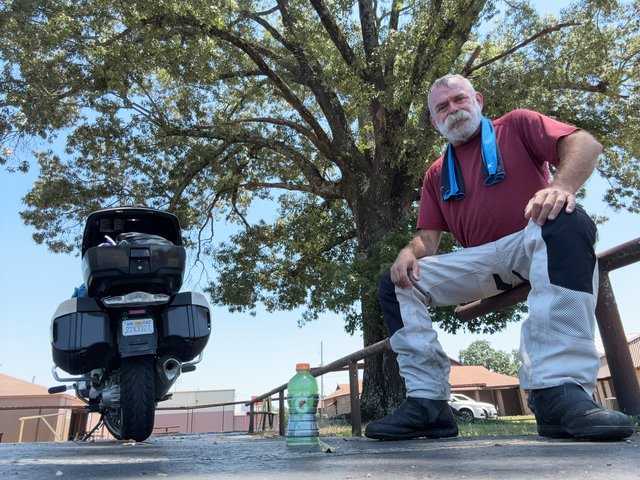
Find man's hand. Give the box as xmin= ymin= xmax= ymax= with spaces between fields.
xmin=525 ymin=130 xmax=602 ymax=226
xmin=524 ymin=185 xmax=576 ymax=226
xmin=390 ymin=248 xmax=420 ymax=289
xmin=389 ymin=229 xmax=442 ymax=288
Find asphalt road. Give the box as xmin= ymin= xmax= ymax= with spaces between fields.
xmin=1 ymin=432 xmax=639 ymax=479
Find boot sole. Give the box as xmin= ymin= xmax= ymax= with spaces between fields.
xmin=538 ymin=424 xmax=635 ymax=440
xmin=365 ymin=426 xmax=459 ymax=441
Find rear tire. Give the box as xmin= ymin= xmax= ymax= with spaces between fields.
xmin=104 ymin=356 xmax=156 ymax=441
xmin=458 ymin=409 xmax=474 ymax=421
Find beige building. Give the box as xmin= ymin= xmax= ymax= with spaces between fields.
xmin=0 ymin=373 xmax=86 ymax=443
xmin=595 ymin=333 xmax=640 ymax=410
xmin=449 ymin=365 xmax=526 ymax=416
xmin=0 ymin=374 xmax=273 ymax=442
xmin=321 ymin=381 xmax=362 ymax=419
xmin=153 ymin=389 xmax=251 ymax=434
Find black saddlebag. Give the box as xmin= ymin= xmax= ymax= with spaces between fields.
xmin=51 ymin=298 xmax=112 ymax=375
xmin=159 ymin=292 xmax=211 ymax=362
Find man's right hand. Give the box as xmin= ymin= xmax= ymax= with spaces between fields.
xmin=390 ymin=248 xmax=420 ymax=288
xmin=390 ymin=229 xmax=442 ymax=288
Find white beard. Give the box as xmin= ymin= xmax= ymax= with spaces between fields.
xmin=437 ymin=106 xmax=482 ymax=144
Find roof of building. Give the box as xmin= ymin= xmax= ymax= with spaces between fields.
xmin=0 ymin=373 xmax=53 ymax=397
xmin=323 ymin=381 xmax=362 ymax=401
xmin=450 ymin=365 xmax=519 ymax=389
xmin=0 ymin=373 xmax=82 ymax=404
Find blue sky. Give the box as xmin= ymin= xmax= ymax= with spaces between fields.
xmin=1 ymin=0 xmax=638 ymax=403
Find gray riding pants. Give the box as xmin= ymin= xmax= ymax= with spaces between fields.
xmin=382 ymin=206 xmax=600 ymax=399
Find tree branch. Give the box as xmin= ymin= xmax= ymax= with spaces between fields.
xmin=358 ymin=0 xmax=384 ymax=89
xmin=167 ymin=142 xmax=234 ymax=212
xmin=460 ymin=45 xmax=482 ymax=78
xmin=464 ymin=22 xmax=580 ymax=75
xmin=239 ymin=180 xmax=323 ymax=194
xmin=214 ymin=116 xmax=321 ymax=145
xmin=308 ymin=0 xmax=365 ymax=79
xmin=139 ymin=14 xmax=328 ymax=151
xmin=230 ymin=187 xmax=252 ymax=230
xmin=183 ymin=118 xmax=334 ymax=176
xmin=290 ymin=228 xmax=357 ymax=276
xmin=550 ymin=80 xmax=610 ymax=94
xmin=208 ymin=25 xmax=338 ymax=158
xmin=213 ymin=69 xmax=264 ymax=82
xmin=165 ymin=125 xmax=344 ymax=200
xmin=272 ymin=0 xmax=361 ymax=160
xmin=410 ymin=0 xmax=484 ymax=93
xmin=383 ymin=0 xmax=403 ymax=80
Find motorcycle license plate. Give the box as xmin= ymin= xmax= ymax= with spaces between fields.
xmin=122 ymin=318 xmax=154 ymax=336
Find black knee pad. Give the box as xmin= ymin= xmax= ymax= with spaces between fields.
xmin=541 ymin=205 xmax=597 ymax=293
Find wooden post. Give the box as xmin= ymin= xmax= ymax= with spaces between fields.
xmin=348 ymin=361 xmax=362 ymax=437
xmin=279 ymin=391 xmax=286 ymax=437
xmin=248 ymin=403 xmax=255 ymax=434
xmin=595 ymin=274 xmax=640 ymax=415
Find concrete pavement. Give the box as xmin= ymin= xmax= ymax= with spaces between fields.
xmin=0 ymin=432 xmax=638 ymax=479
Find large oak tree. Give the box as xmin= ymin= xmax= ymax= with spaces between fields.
xmin=0 ymin=0 xmax=638 ymax=418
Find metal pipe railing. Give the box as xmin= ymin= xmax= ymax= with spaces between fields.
xmin=248 ymin=236 xmax=640 ymax=436
xmin=245 ymin=338 xmax=390 ymax=436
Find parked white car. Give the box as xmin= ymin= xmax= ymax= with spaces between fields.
xmin=448 ymin=393 xmax=498 ymax=420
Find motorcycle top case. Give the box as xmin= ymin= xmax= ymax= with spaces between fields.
xmin=159 ymin=292 xmax=211 ymax=362
xmin=80 ymin=207 xmax=186 ymax=298
xmin=51 ymin=297 xmax=112 ymax=375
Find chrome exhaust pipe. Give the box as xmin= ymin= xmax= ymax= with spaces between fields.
xmin=162 ymin=357 xmax=181 ymax=383
xmin=156 ymin=356 xmax=182 ymax=397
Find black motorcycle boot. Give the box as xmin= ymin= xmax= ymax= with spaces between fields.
xmin=364 ymin=397 xmax=459 ymax=440
xmin=528 ymin=383 xmax=634 ymax=440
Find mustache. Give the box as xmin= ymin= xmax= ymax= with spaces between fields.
xmin=444 ymin=110 xmax=472 ymax=128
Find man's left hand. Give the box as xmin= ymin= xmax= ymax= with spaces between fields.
xmin=524 ymin=186 xmax=575 ymax=226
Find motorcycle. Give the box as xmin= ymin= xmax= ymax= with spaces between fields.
xmin=48 ymin=207 xmax=211 ymax=442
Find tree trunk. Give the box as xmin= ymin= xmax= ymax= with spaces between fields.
xmin=347 ymin=168 xmax=416 ymax=421
xmin=360 ymin=305 xmax=406 ymax=421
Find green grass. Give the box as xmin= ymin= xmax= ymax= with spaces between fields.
xmin=318 ymin=415 xmax=540 ymax=438
xmin=631 ymin=415 xmax=640 ymax=431
xmin=456 ymin=415 xmax=538 ymax=437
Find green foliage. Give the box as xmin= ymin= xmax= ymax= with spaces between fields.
xmin=0 ymin=0 xmax=639 ymax=339
xmin=206 ymin=195 xmax=361 ymax=326
xmin=459 ymin=339 xmax=522 ymax=377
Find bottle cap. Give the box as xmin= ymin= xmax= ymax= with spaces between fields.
xmin=296 ymin=363 xmax=311 ymax=371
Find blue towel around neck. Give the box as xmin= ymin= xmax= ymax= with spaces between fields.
xmin=441 ymin=116 xmax=505 ymax=201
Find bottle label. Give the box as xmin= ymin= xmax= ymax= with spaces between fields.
xmin=286 ymin=413 xmax=319 ymax=440
xmin=290 ymin=393 xmax=319 ymax=414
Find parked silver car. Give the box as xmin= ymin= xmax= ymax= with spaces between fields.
xmin=448 ymin=393 xmax=498 ymax=420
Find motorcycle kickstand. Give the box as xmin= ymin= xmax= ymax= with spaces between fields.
xmin=78 ymin=415 xmax=105 ymax=442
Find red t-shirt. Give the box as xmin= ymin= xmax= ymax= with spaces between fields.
xmin=418 ymin=109 xmax=578 ymax=247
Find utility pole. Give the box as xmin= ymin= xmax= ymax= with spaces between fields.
xmin=320 ymin=341 xmax=324 ymax=421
